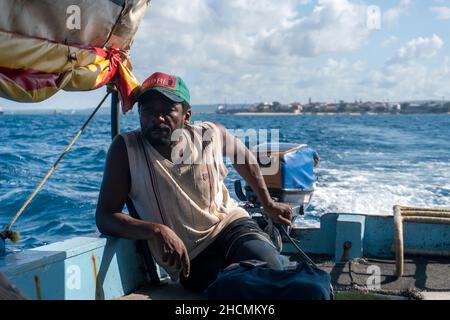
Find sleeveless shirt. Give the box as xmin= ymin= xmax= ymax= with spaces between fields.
xmin=121 ymin=121 xmax=249 ymax=279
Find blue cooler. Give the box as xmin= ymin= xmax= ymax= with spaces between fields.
xmin=235 ymin=143 xmax=319 ymax=216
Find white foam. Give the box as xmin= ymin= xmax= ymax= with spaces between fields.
xmin=308 ymin=161 xmax=450 ymax=216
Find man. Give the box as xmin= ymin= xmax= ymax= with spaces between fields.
xmin=96 ymin=72 xmax=293 ymax=293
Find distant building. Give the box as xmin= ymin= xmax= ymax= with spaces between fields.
xmin=402 ymin=103 xmax=429 ymax=114
xmin=278 ymin=104 xmax=291 ymax=112
xmin=320 ymin=104 xmax=337 ymax=113
xmin=217 ymin=99 xmax=449 ymax=115
xmin=291 ymin=102 xmax=303 ymax=113
xmin=388 ymin=103 xmax=401 ymax=113
xmin=263 ymin=102 xmax=272 ymax=111
xmin=372 ymin=102 xmax=388 ymax=113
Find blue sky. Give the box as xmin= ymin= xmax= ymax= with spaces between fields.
xmin=1 ymin=0 xmax=449 ymax=110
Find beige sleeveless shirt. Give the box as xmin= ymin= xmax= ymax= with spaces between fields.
xmin=121 ymin=121 xmax=249 ymax=279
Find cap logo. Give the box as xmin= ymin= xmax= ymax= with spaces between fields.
xmin=143 ymin=72 xmax=177 ymax=90
xmin=137 ymin=71 xmax=190 ymax=104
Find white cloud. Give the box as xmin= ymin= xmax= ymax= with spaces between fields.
xmin=383 ymin=0 xmax=412 ymax=26
xmin=430 ymin=6 xmax=450 ymax=20
xmin=130 ymin=0 xmax=375 ymax=104
xmin=2 ymin=0 xmax=448 ymax=111
xmin=389 ymin=34 xmax=444 ymax=64
xmin=365 ymin=61 xmax=450 ymax=100
xmin=254 ymin=0 xmax=371 ymax=57
xmin=293 ymin=58 xmax=367 ymax=101
xmin=363 ymin=35 xmax=449 ymax=101
xmin=381 ymin=35 xmax=398 ymax=48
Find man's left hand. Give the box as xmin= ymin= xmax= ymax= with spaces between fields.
xmin=263 ymin=201 xmax=293 ymax=226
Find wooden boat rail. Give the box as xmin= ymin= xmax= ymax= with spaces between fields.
xmin=393 ymin=205 xmax=450 ymax=277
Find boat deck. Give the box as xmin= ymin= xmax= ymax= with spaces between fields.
xmin=118 ymin=255 xmax=450 ymax=300
xmin=314 ymin=255 xmax=450 ymax=300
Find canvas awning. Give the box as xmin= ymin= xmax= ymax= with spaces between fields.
xmin=0 ymin=0 xmax=150 ymax=112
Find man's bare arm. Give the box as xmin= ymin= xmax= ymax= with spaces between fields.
xmin=214 ymin=123 xmax=293 ymax=226
xmin=96 ymin=135 xmax=160 ymax=239
xmin=95 ymin=135 xmax=190 ymax=276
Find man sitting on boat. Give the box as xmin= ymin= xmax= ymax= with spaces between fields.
xmin=96 ymin=71 xmax=294 ymax=293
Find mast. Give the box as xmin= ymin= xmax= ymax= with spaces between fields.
xmin=110 ymin=90 xmax=120 ymax=139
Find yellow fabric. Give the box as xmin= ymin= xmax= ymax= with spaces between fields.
xmin=0 ymin=31 xmax=83 ymax=73
xmin=0 ymin=80 xmax=66 ymax=102
xmin=0 ymin=30 xmax=139 ymax=111
xmin=0 ymin=0 xmax=148 ymax=111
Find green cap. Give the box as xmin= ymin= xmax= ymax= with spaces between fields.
xmin=137 ymin=72 xmax=190 ymax=104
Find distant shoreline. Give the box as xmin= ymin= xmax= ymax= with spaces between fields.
xmin=1 ymin=111 xmax=450 ymax=116
xmin=225 ymin=112 xmax=450 ymax=116
xmin=233 ymin=112 xmax=302 ymax=116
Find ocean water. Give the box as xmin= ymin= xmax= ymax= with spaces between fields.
xmin=1 ymin=112 xmax=449 ymax=251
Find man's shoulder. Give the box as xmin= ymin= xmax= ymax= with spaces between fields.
xmin=108 ymin=134 xmax=127 ymax=156
xmin=199 ymin=121 xmax=218 ymax=127
xmin=120 ymin=129 xmax=141 ymax=140
xmin=108 ymin=130 xmax=141 ymax=159
xmin=104 ymin=134 xmax=130 ymax=172
xmin=118 ymin=130 xmax=142 ymax=149
xmin=199 ymin=121 xmax=226 ymax=133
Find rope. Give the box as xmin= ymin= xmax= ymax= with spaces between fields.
xmin=3 ymin=92 xmax=111 ymax=234
xmin=279 ymin=225 xmax=318 ymax=268
xmin=278 ymin=225 xmax=335 ymax=299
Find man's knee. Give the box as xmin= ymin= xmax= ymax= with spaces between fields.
xmin=229 ymin=238 xmax=283 ymax=269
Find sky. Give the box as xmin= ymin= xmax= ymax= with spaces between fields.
xmin=1 ymin=0 xmax=450 ymax=110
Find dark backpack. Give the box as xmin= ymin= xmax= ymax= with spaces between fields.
xmin=205 ymin=260 xmax=331 ymax=300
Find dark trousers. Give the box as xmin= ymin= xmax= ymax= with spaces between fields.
xmin=180 ymin=217 xmax=283 ymax=293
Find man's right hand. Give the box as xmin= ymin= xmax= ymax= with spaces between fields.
xmin=154 ymin=224 xmax=190 ymax=277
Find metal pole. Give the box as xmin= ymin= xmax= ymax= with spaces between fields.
xmin=110 ymin=90 xmax=120 ymax=139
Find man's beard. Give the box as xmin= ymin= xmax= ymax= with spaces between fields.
xmin=143 ymin=126 xmax=172 ymax=146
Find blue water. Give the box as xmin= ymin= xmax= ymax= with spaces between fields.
xmin=1 ymin=112 xmax=449 ymax=251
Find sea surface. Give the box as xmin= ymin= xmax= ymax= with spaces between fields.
xmin=1 ymin=111 xmax=449 ymax=251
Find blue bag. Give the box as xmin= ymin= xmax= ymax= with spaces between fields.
xmin=205 ymin=260 xmax=331 ymax=300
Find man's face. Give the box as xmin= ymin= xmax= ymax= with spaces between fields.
xmin=139 ymin=91 xmax=190 ymax=146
